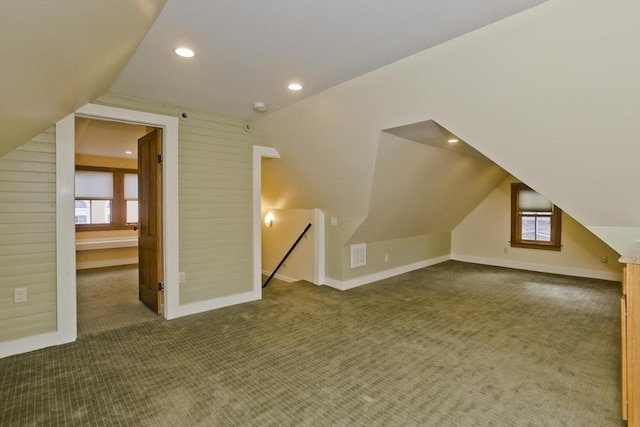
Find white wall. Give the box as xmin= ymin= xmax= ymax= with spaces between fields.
xmin=452 ymin=176 xmax=622 ymax=281
xmin=261 ymin=208 xmax=314 ymax=283
xmin=348 ymin=131 xmax=507 ymax=244
xmin=257 ymin=1 xmax=640 ymax=257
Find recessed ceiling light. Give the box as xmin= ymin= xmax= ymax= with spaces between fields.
xmin=125 ymin=151 xmax=133 ymax=155
xmin=288 ymin=83 xmax=303 ymax=91
xmin=174 ymin=47 xmax=195 ymax=58
xmin=447 ymin=139 xmax=459 ymax=144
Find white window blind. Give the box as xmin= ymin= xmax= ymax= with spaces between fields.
xmin=518 ymin=188 xmax=552 ymax=213
xmin=124 ymin=173 xmax=138 ymax=200
xmin=75 ymin=171 xmax=113 ymax=199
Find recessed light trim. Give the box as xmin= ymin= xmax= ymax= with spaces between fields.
xmin=288 ymin=83 xmax=303 ymax=91
xmin=174 ymin=47 xmax=195 ymax=58
xmin=447 ymin=139 xmax=459 ymax=144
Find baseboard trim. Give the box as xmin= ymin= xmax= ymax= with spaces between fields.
xmin=168 ymin=289 xmax=261 ymax=320
xmin=0 ymin=330 xmax=74 ymax=359
xmin=261 ymin=270 xmax=298 ymax=283
xmin=451 ymin=254 xmax=622 ymax=282
xmin=324 ymin=255 xmax=451 ymax=291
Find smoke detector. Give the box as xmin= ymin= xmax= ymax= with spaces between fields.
xmin=252 ymin=101 xmax=268 ymax=113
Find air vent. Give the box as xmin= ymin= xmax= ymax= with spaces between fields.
xmin=350 ymin=243 xmax=366 ymax=269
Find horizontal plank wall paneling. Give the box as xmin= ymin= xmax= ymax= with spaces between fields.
xmin=96 ymin=94 xmax=263 ymax=306
xmin=178 ymin=116 xmax=255 ymax=304
xmin=0 ymin=128 xmax=57 ymax=342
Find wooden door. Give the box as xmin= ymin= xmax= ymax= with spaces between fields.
xmin=138 ymin=128 xmax=163 ymax=314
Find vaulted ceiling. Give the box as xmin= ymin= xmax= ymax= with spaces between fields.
xmin=1 ymin=0 xmax=637 ymax=256
xmin=0 ymin=0 xmax=165 ymax=156
xmin=257 ymin=1 xmax=640 ymax=255
xmin=1 ymin=0 xmax=543 ymax=157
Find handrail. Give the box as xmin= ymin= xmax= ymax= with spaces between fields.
xmin=262 ymin=223 xmax=312 ymax=289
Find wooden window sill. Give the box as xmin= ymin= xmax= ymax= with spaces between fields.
xmin=510 ymin=242 xmax=562 ymax=251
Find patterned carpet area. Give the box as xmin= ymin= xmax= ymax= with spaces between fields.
xmin=77 ymin=265 xmax=160 ymax=336
xmin=0 ymin=261 xmax=623 ymax=426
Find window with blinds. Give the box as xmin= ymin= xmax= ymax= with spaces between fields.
xmin=75 ymin=166 xmax=138 ymax=230
xmin=75 ymin=170 xmax=113 ymax=224
xmin=510 ymin=183 xmax=562 ymax=250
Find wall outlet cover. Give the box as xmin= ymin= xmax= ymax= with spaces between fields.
xmin=14 ymin=287 xmax=27 ymax=303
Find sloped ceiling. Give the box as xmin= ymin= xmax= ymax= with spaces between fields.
xmin=257 ymin=1 xmax=640 ymax=255
xmin=0 ymin=0 xmax=165 ymax=157
xmin=346 ymin=123 xmax=508 ymax=245
xmin=75 ymin=118 xmax=147 ymax=159
xmin=110 ymin=0 xmax=544 ymax=122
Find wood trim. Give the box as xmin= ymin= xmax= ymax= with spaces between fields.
xmin=510 ymin=242 xmax=562 ymax=251
xmin=623 ymin=294 xmax=628 ymax=420
xmin=75 ymin=224 xmax=136 ymax=232
xmin=510 ymin=182 xmax=562 ymax=251
xmin=74 ymin=165 xmax=138 ymax=230
xmin=75 ymin=165 xmax=137 ymax=174
xmin=626 ymin=263 xmax=640 ymax=425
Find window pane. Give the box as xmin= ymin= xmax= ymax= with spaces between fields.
xmin=521 ymin=216 xmax=536 ymax=240
xmin=126 ymin=200 xmax=138 ymax=224
xmin=75 ymin=200 xmax=90 ymax=224
xmin=536 ymin=217 xmax=551 ymax=241
xmin=124 ymin=173 xmax=138 ymax=200
xmin=75 ymin=171 xmax=113 ymax=198
xmin=90 ymin=200 xmax=111 ymax=224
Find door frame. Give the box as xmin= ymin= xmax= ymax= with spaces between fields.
xmin=253 ymin=146 xmax=280 ymax=293
xmin=57 ymin=103 xmax=179 ymax=344
xmin=0 ymin=103 xmax=281 ymax=358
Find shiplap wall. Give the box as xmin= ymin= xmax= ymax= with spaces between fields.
xmin=0 ymin=95 xmax=263 ymax=344
xmin=96 ymin=94 xmax=263 ymax=305
xmin=0 ymin=128 xmax=57 ymax=342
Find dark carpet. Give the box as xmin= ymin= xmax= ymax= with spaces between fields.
xmin=0 ymin=261 xmax=623 ymax=426
xmin=77 ymin=265 xmax=159 ymax=337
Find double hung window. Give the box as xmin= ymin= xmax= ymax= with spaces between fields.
xmin=75 ymin=166 xmax=138 ymax=230
xmin=510 ymin=183 xmax=562 ymax=250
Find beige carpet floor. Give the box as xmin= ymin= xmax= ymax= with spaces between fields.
xmin=1 ymin=261 xmax=624 ymax=426
xmin=77 ymin=265 xmax=159 ymax=336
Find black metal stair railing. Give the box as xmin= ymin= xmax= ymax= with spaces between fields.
xmin=262 ymin=223 xmax=312 ymax=289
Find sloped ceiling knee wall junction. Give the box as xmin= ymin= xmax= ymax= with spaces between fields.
xmin=257 ymin=1 xmax=640 ymax=256
xmin=0 ymin=0 xmax=166 ymax=157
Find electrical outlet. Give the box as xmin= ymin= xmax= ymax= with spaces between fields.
xmin=503 ymin=247 xmax=508 ymax=254
xmin=179 ymin=272 xmax=186 ymax=283
xmin=14 ymin=288 xmax=27 ymax=303
xmin=601 ymin=256 xmax=608 ymax=263
xmin=384 ymin=254 xmax=389 ymax=263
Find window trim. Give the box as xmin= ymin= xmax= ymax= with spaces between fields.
xmin=510 ymin=182 xmax=562 ymax=251
xmin=75 ymin=165 xmax=138 ymax=231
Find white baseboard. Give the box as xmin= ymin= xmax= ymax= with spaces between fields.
xmin=169 ymin=289 xmax=261 ymax=320
xmin=324 ymin=255 xmax=451 ymax=291
xmin=76 ymin=258 xmax=138 ymax=270
xmin=451 ymin=254 xmax=622 ymax=282
xmin=0 ymin=330 xmax=74 ymax=359
xmin=261 ymin=270 xmax=299 ymax=283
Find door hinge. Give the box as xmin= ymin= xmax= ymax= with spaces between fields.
xmin=158 ymin=282 xmax=164 ymax=292
xmin=157 ymin=154 xmax=163 ymax=164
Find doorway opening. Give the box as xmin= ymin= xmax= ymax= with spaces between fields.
xmin=52 ymin=103 xmax=179 ymax=350
xmin=74 ymin=118 xmax=160 ymax=335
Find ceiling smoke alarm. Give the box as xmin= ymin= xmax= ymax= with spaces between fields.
xmin=252 ymin=101 xmax=268 ymax=113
